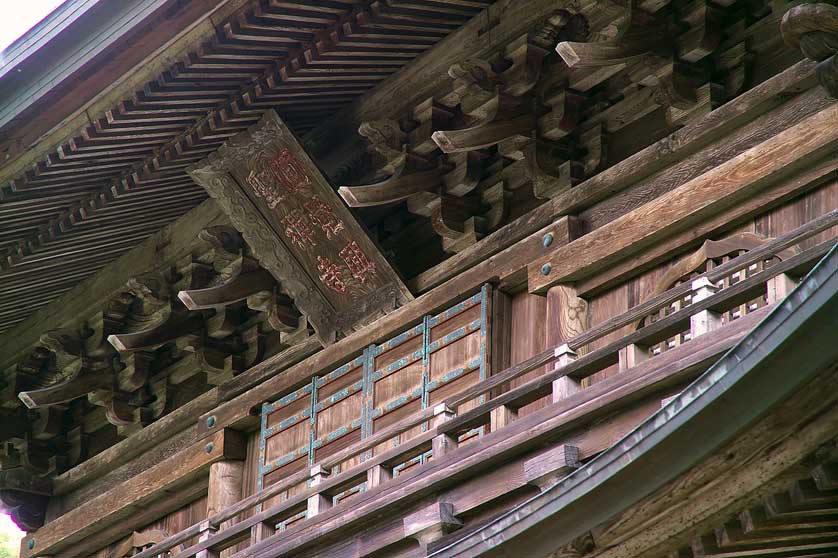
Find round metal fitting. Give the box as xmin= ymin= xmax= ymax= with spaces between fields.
xmin=542 ymin=233 xmax=554 ymax=248
xmin=205 ymin=442 xmax=215 ymax=454
xmin=206 ymin=416 xmax=216 ymax=428
xmin=541 ymin=263 xmax=552 ymax=276
xmin=28 ymin=540 xmax=35 ymax=550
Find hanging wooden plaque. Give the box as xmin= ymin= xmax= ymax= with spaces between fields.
xmin=189 ymin=111 xmax=413 ymax=344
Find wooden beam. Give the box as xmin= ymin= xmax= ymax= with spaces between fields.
xmin=22 ymin=428 xmax=245 ymax=558
xmin=528 ymin=102 xmax=838 ymax=293
xmin=407 ymin=60 xmax=820 ymax=294
xmin=188 ymin=111 xmax=412 ymax=345
xmin=0 ymin=200 xmax=228 ymax=372
xmin=304 ymin=0 xmax=611 ymax=176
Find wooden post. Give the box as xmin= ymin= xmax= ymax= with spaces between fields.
xmin=307 ymin=465 xmax=332 ymax=518
xmin=690 ymin=278 xmax=722 ymax=337
xmin=206 ymin=459 xmax=243 ymax=558
xmin=250 ymin=521 xmax=276 ymax=546
xmin=367 ymin=463 xmax=392 ymax=489
xmin=431 ymin=404 xmax=457 ymax=458
xmin=767 ymin=273 xmax=797 ymax=304
xmin=552 ymin=344 xmax=581 ymax=402
xmin=196 ymin=520 xmax=220 ymax=558
xmin=547 ymin=284 xmax=587 ymax=401
xmin=490 ymin=405 xmax=518 ymax=432
xmin=618 ymin=343 xmax=649 ymax=372
xmin=546 ymin=284 xmax=589 ymax=347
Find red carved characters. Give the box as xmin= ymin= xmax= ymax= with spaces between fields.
xmin=340 ymin=241 xmax=377 ymax=284
xmin=246 ymin=169 xmax=284 ymax=209
xmin=269 ymin=149 xmax=310 ymax=193
xmin=317 ymin=256 xmax=347 ymax=294
xmin=305 ymin=196 xmax=345 ymax=239
xmin=281 ymin=209 xmax=316 ymax=249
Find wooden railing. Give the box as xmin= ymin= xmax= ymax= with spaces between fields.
xmin=131 ymin=210 xmax=838 ymax=558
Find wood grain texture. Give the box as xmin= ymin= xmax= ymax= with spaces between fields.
xmin=529 ymin=101 xmax=838 ymax=292
xmin=23 ymin=429 xmax=245 ymax=558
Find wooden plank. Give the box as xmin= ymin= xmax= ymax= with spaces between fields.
xmin=23 ymin=429 xmax=245 ymax=558
xmin=53 ymin=480 xmax=209 ymax=558
xmin=239 ymin=313 xmax=754 ymax=558
xmin=0 ymin=199 xmax=227 ymax=371
xmin=574 ymin=159 xmax=838 ymax=297
xmin=528 ymin=102 xmax=838 ymax=293
xmin=51 ymin=388 xmax=217 ymax=496
xmin=189 ymin=111 xmax=412 ymax=345
xmin=407 ymin=60 xmax=819 ymax=293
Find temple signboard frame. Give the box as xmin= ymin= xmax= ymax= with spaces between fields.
xmin=189 ymin=110 xmax=413 ymax=345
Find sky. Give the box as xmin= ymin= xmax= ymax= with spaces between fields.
xmin=0 ymin=514 xmax=23 ymax=554
xmin=0 ymin=0 xmax=67 ymax=542
xmin=0 ymin=0 xmax=66 ymax=548
xmin=0 ymin=0 xmax=67 ymax=52
xmin=0 ymin=0 xmax=65 ymax=546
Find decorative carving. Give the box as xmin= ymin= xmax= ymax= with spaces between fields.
xmin=781 ymin=3 xmax=838 ymax=97
xmin=188 ymin=110 xmax=412 ymax=344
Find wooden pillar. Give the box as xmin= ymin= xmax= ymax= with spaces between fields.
xmin=767 ymin=273 xmax=796 ymax=304
xmin=306 ymin=465 xmax=332 ymax=518
xmin=690 ymin=278 xmax=722 ymax=337
xmin=431 ymin=404 xmax=457 ymax=457
xmin=547 ymin=284 xmax=588 ymax=401
xmin=205 ymin=459 xmax=244 ymax=558
xmin=207 ymin=460 xmax=245 ymax=520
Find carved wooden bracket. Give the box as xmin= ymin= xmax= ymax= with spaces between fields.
xmin=781 ymin=3 xmax=838 ymax=97
xmin=404 ymin=501 xmax=463 ymax=549
xmin=189 ymin=111 xmax=413 ymax=344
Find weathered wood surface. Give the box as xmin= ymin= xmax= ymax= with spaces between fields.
xmin=528 ymin=101 xmax=838 ymax=292
xmin=781 ymin=3 xmax=838 ymax=97
xmin=0 ymin=200 xmax=227 ymax=372
xmin=122 ymin=213 xmax=830 ymax=558
xmin=586 ymin=364 xmax=838 ymax=558
xmin=189 ymin=111 xmax=412 ymax=345
xmin=197 ymin=81 xmax=835 ymax=439
xmin=408 ymin=60 xmax=820 ymax=293
xmin=195 ymin=216 xmax=579 ymax=437
xmin=304 ymin=0 xmax=608 ymax=177
xmin=23 ymin=429 xmax=245 ymax=558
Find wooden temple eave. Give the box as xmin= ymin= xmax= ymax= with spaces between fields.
xmin=0 ymin=197 xmax=326 ymax=531
xmin=0 ymin=0 xmax=497 ymax=335
xmin=30 ymin=216 xmax=834 ymax=558
xmin=195 ymin=56 xmax=837 ymax=438
xmin=5 ymin=0 xmax=838 ymax=556
xmin=433 ymin=244 xmax=838 ymax=558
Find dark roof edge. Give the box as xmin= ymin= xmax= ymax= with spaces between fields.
xmin=0 ymin=0 xmax=182 ymax=130
xmin=0 ymin=0 xmax=101 ymax=79
xmin=433 ymin=242 xmax=838 ymax=558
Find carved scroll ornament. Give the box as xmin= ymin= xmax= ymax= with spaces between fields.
xmin=781 ymin=3 xmax=838 ymax=97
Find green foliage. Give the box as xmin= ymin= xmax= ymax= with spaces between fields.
xmin=0 ymin=530 xmax=19 ymax=558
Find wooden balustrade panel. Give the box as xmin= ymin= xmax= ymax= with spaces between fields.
xmin=582 ymin=178 xmax=838 ymax=385
xmin=88 ymin=497 xmax=207 ymax=557
xmin=258 ymin=286 xmax=491 ymax=500
xmin=507 ymin=293 xmax=552 ymax=417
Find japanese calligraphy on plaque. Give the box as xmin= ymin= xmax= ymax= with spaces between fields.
xmin=188 ymin=111 xmax=413 ymax=344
